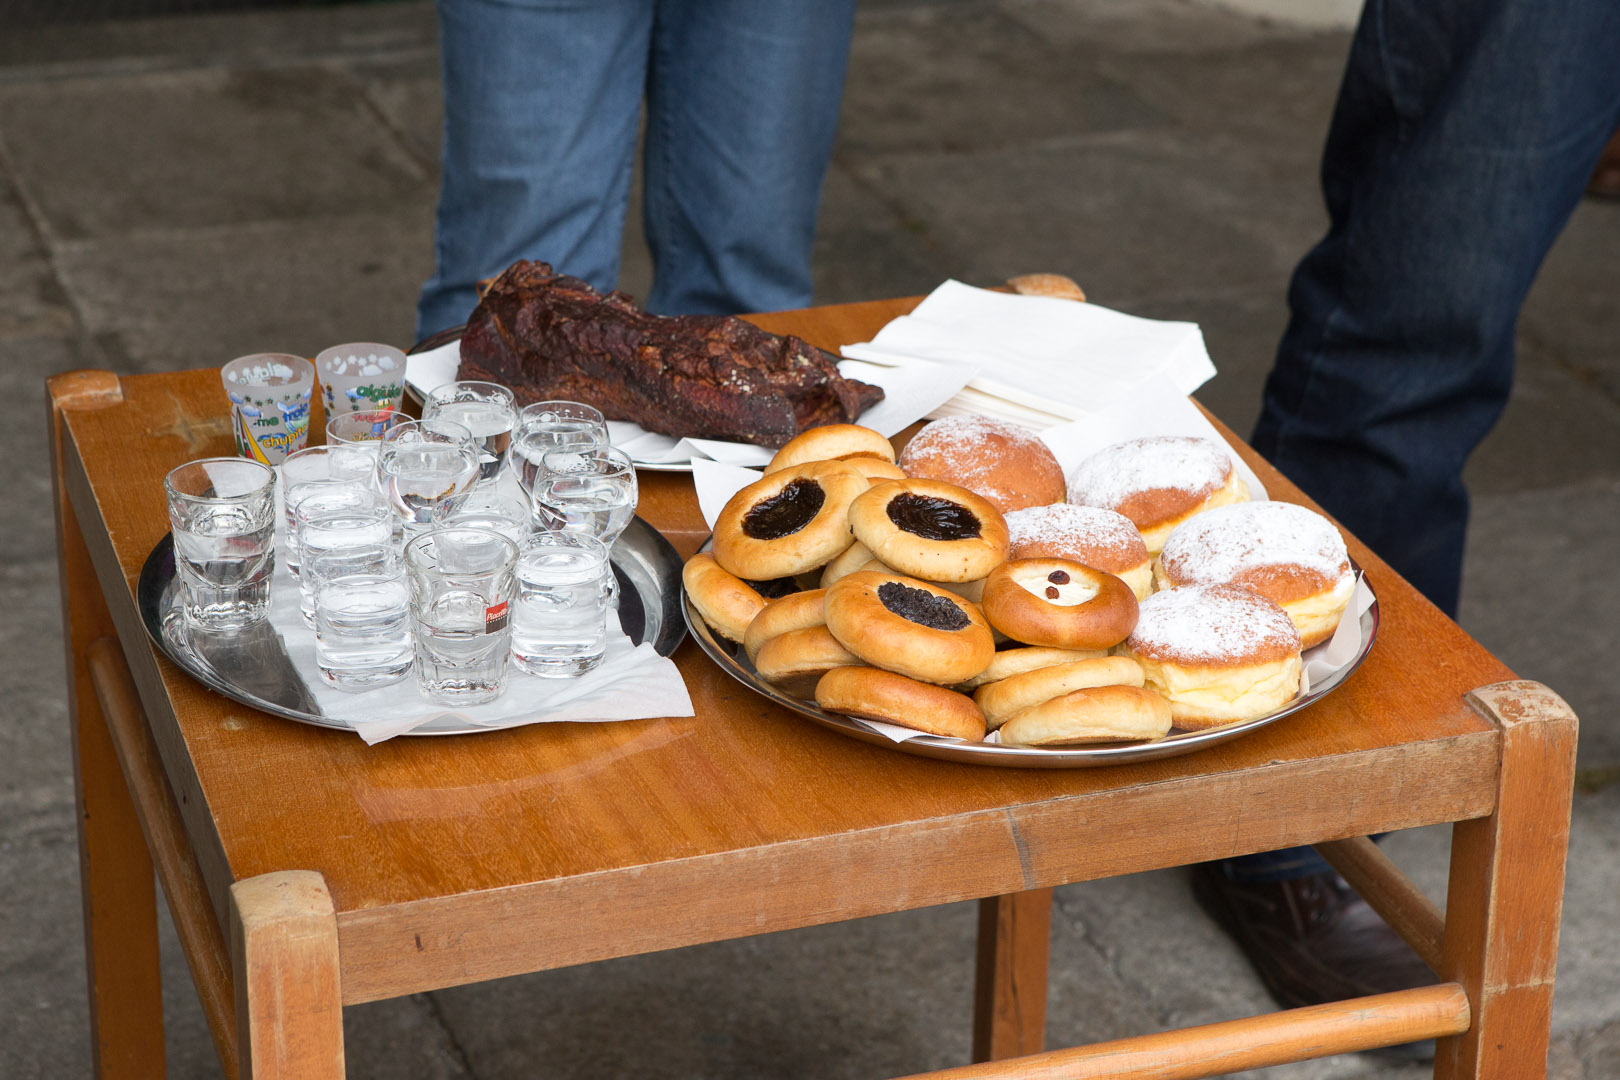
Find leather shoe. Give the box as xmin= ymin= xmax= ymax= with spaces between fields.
xmin=1190 ymin=863 xmax=1436 ymax=1062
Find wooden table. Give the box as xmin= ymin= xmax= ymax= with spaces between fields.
xmin=50 ymin=297 xmax=1577 ymax=1080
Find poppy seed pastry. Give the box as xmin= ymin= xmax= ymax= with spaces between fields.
xmin=815 ymin=666 xmax=987 ymax=742
xmin=823 ymin=571 xmax=995 ymax=685
xmin=848 ymin=478 xmax=1009 ymax=583
xmin=1067 ymin=436 xmax=1249 ymax=554
xmin=899 ymin=415 xmax=1066 ymax=514
xmin=1122 ymin=584 xmax=1302 ymax=729
xmin=712 ymin=460 xmax=867 ymax=580
xmin=1155 ymin=501 xmax=1355 ymax=648
xmin=1005 ymin=502 xmax=1153 ymax=600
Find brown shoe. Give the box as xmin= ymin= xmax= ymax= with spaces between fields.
xmin=1190 ymin=863 xmax=1436 ymax=1061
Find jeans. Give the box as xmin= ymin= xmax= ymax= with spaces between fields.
xmin=1233 ymin=0 xmax=1620 ymax=883
xmin=417 ymin=0 xmax=857 ymax=338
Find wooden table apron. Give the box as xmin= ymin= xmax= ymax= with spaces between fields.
xmin=58 ymin=298 xmax=1513 ymax=1012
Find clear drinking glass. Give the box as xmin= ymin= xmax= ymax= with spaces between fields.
xmin=423 ymin=380 xmax=516 ymax=486
xmin=293 ymin=487 xmax=393 ymax=627
xmin=312 ymin=563 xmax=412 ymax=692
xmin=530 ymin=446 xmax=637 ymax=601
xmin=512 ymin=400 xmax=608 ymax=508
xmin=163 ymin=458 xmax=277 ymax=631
xmin=511 ymin=532 xmax=610 ymax=677
xmin=443 ymin=487 xmax=532 ymax=545
xmin=405 ymin=527 xmax=519 ymax=705
xmin=376 ymin=418 xmax=480 ymax=535
xmin=279 ymin=445 xmax=375 ymax=576
xmin=325 ymin=408 xmax=408 ymax=477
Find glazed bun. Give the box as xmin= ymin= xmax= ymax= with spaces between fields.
xmin=848 ymin=478 xmax=1008 ymax=583
xmin=815 ymin=666 xmax=986 ymax=742
xmin=899 ymin=416 xmax=1066 ymax=513
xmin=824 ymin=571 xmax=995 ymax=685
xmin=765 ymin=424 xmax=896 ymax=475
xmin=683 ymin=553 xmax=765 ymax=644
xmin=1067 ymin=436 xmax=1249 ymax=554
xmin=743 ymin=588 xmax=827 ymax=663
xmin=712 ymin=460 xmax=867 ymax=580
xmin=1154 ymin=501 xmax=1355 ymax=649
xmin=979 ymin=559 xmax=1138 ymax=651
xmin=957 ymin=646 xmax=1108 ymax=690
xmin=1122 ymin=584 xmax=1302 ymax=729
xmin=754 ymin=626 xmax=860 ymax=697
xmin=998 ymin=685 xmax=1172 ymax=746
xmin=1005 ymin=502 xmax=1152 ymax=600
xmin=972 ymin=655 xmax=1145 ymax=730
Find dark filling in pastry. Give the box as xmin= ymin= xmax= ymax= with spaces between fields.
xmin=885 ymin=493 xmax=981 ymax=541
xmin=743 ymin=479 xmax=825 ymax=539
xmin=746 ymin=577 xmax=801 ymax=600
xmin=878 ymin=581 xmax=972 ymax=631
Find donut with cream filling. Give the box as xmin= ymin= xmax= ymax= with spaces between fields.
xmin=1067 ymin=436 xmax=1249 ymax=554
xmin=1005 ymin=503 xmax=1153 ymax=600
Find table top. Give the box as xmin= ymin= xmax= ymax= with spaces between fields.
xmin=58 ymin=295 xmax=1514 ymax=1004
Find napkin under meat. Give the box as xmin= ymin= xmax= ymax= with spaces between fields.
xmin=458 ymin=261 xmax=884 ymax=448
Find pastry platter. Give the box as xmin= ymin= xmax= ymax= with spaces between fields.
xmin=682 ymin=574 xmax=1378 ymax=768
xmin=138 ymin=515 xmax=686 ymax=735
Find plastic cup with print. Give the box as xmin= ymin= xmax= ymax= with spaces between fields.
xmin=315 ymin=342 xmax=407 ymax=416
xmin=164 ymin=458 xmax=277 ymax=631
xmin=221 ymin=353 xmax=314 ymax=466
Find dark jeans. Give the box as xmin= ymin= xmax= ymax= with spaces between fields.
xmin=1231 ymin=0 xmax=1620 ymax=882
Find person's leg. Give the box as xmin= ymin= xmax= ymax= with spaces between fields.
xmin=639 ymin=0 xmax=857 ymax=315
xmin=1253 ymin=0 xmax=1620 ymax=616
xmin=417 ymin=0 xmax=654 ymax=338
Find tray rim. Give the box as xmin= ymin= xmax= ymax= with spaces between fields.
xmin=683 ymin=569 xmax=1379 ymax=768
xmin=138 ymin=515 xmax=687 ymax=735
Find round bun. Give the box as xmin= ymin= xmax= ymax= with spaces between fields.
xmin=1067 ymin=436 xmax=1250 ymax=554
xmin=712 ymin=460 xmax=867 ymax=580
xmin=765 ymin=424 xmax=896 ymax=475
xmin=1154 ymin=501 xmax=1354 ymax=649
xmin=958 ymin=646 xmax=1107 ymax=690
xmin=683 ymin=553 xmax=765 ymax=644
xmin=1006 ymin=273 xmax=1086 ymax=301
xmin=1123 ymin=584 xmax=1302 ymax=729
xmin=899 ymin=416 xmax=1066 ymax=513
xmin=824 ymin=571 xmax=995 ymax=685
xmin=973 ymin=655 xmax=1145 ymax=730
xmin=819 ymin=541 xmax=877 ymax=589
xmin=999 ymin=685 xmax=1172 ymax=746
xmin=754 ymin=626 xmax=860 ymax=697
xmin=743 ymin=588 xmax=827 ymax=663
xmin=1005 ymin=503 xmax=1152 ymax=600
xmin=980 ymin=558 xmax=1138 ymax=650
xmin=815 ymin=666 xmax=986 ymax=742
xmin=848 ymin=458 xmax=908 ymax=485
xmin=848 ymin=478 xmax=1008 ymax=583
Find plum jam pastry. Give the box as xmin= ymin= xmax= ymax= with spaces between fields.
xmin=848 ymin=478 xmax=1008 ymax=583
xmin=711 ymin=460 xmax=868 ymax=580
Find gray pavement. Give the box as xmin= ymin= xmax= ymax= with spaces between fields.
xmin=3 ymin=1 xmax=1618 ymax=1077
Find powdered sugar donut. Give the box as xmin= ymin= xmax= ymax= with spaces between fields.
xmin=1155 ymin=501 xmax=1354 ymax=649
xmin=1005 ymin=503 xmax=1152 ymax=599
xmin=1066 ymin=436 xmax=1249 ymax=555
xmin=1122 ymin=584 xmax=1302 ymax=729
xmin=899 ymin=415 xmax=1066 ymax=513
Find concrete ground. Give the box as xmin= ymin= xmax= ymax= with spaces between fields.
xmin=4 ymin=1 xmax=1618 ymax=1077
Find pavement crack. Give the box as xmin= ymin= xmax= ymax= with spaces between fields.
xmin=417 ymin=991 xmax=479 ymax=1079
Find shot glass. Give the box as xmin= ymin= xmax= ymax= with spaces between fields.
xmin=311 ymin=559 xmax=412 ymax=692
xmin=422 ymin=381 xmax=516 ymax=486
xmin=377 ymin=418 xmax=481 ymax=535
xmin=325 ymin=408 xmax=407 ymax=485
xmin=280 ymin=445 xmax=377 ymax=575
xmin=163 ymin=458 xmax=277 ymax=631
xmin=512 ymin=400 xmax=608 ymax=505
xmin=293 ymin=487 xmax=394 ymax=627
xmin=530 ymin=446 xmax=637 ymax=603
xmin=314 ymin=342 xmax=406 ymax=415
xmin=222 ymin=353 xmax=315 ymax=465
xmin=442 ymin=487 xmax=532 ymax=544
xmin=405 ymin=527 xmax=519 ymax=705
xmin=511 ymin=532 xmax=610 ymax=677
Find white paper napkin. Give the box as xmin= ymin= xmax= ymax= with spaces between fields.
xmin=840 ymin=280 xmax=1217 ymax=425
xmin=404 ymin=342 xmax=976 ymax=469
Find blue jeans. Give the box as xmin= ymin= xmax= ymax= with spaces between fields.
xmin=1235 ymin=0 xmax=1620 ymax=882
xmin=417 ymin=0 xmax=857 ymax=337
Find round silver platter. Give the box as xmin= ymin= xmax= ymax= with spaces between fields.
xmin=683 ymin=576 xmax=1378 ymax=769
xmin=139 ymin=515 xmax=686 ymax=735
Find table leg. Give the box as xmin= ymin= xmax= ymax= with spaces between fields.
xmin=50 ymin=371 xmax=167 ymax=1079
xmin=230 ymin=871 xmax=345 ymax=1080
xmin=1436 ymin=680 xmax=1578 ymax=1080
xmin=972 ymin=888 xmax=1052 ymax=1062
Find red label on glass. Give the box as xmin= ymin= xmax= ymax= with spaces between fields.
xmin=484 ymin=601 xmax=509 ymax=633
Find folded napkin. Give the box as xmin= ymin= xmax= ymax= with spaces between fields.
xmin=841 ymin=279 xmax=1216 ymax=426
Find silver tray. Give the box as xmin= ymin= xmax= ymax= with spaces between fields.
xmin=684 ymin=578 xmax=1378 ymax=768
xmin=139 ymin=516 xmax=686 ymax=735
